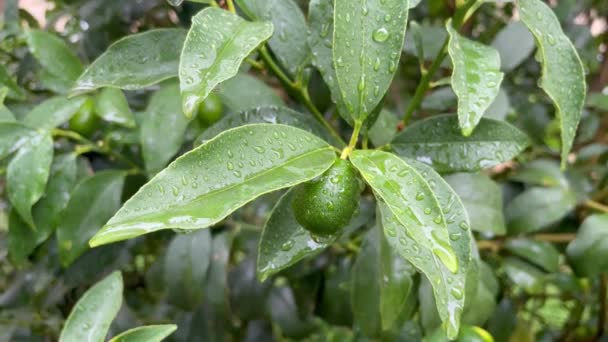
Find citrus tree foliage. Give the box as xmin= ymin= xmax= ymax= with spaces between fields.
xmin=1 ymin=0 xmax=607 ymax=341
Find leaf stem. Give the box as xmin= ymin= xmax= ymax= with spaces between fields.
xmin=259 ymin=45 xmax=296 ymax=89
xmin=476 ymin=233 xmax=576 ymax=251
xmin=341 ymin=120 xmax=362 ymax=159
xmin=584 ymin=199 xmax=608 ymax=213
xmin=225 ymin=0 xmax=236 ymax=13
xmin=301 ymin=86 xmax=346 ymax=147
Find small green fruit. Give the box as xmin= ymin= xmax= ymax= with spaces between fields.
xmin=292 ymin=159 xmax=361 ymax=237
xmin=197 ymin=93 xmax=223 ymax=126
xmin=69 ymin=97 xmax=99 ymax=137
xmin=457 ymin=326 xmax=494 ymax=342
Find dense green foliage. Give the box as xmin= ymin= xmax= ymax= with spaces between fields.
xmin=1 ymin=0 xmax=607 ymax=341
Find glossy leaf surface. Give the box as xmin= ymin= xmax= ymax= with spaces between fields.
xmin=57 ymin=171 xmax=126 ymax=266
xmin=0 ymin=122 xmax=36 ymax=160
xmin=109 ymin=325 xmax=177 ymax=342
xmin=59 ymin=271 xmax=123 ymax=342
xmin=73 ymin=29 xmax=187 ymax=93
xmin=22 ymin=96 xmax=88 ymax=130
xmin=257 ymin=189 xmax=332 ymax=281
xmin=237 ymin=0 xmax=309 ymax=76
xmin=95 ymin=88 xmax=135 ymax=128
xmin=504 ymin=238 xmax=559 ymax=273
xmin=391 ymin=114 xmax=530 ymax=173
xmin=566 ymin=214 xmax=608 ymax=277
xmin=333 ymin=0 xmax=409 ymax=122
xmin=446 ymin=22 xmax=504 ymax=136
xmin=7 ymin=132 xmax=53 ymax=227
xmin=179 ymin=7 xmax=273 ymax=118
xmin=90 ymin=124 xmax=336 ymax=246
xmin=216 ymin=73 xmax=283 ymax=113
xmin=519 ymin=0 xmax=586 ymax=166
xmin=350 ymin=150 xmax=457 ymax=273
xmin=140 ymin=82 xmax=190 ymax=176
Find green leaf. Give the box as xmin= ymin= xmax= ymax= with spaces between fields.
xmin=502 ymin=257 xmax=545 ymax=293
xmin=403 ymin=23 xmax=448 ymax=62
xmin=8 ymin=154 xmax=79 ymax=263
xmin=140 ymin=82 xmax=190 ymax=176
xmin=237 ymin=0 xmax=309 ymax=76
xmin=90 ymin=124 xmax=336 ymax=246
xmin=22 ymin=96 xmax=88 ymax=130
xmin=73 ymin=29 xmax=187 ymax=93
xmin=504 ymin=238 xmax=559 ymax=273
xmin=25 ymin=30 xmax=84 ymax=90
xmin=461 ymin=261 xmax=497 ymax=326
xmin=351 ymin=228 xmax=382 ymax=337
xmin=0 ymin=122 xmax=36 ymax=160
xmin=7 ymin=131 xmax=53 ymax=227
xmin=368 ymin=109 xmax=398 ymax=147
xmin=179 ymin=8 xmax=273 ymax=118
xmin=109 ymin=325 xmax=177 ymax=342
xmin=586 ymin=92 xmax=608 ymax=111
xmin=95 ymin=88 xmax=135 ymax=128
xmin=205 ymin=230 xmax=235 ymax=308
xmin=308 ymin=0 xmax=350 ymax=124
xmin=491 ymin=21 xmax=535 ymax=71
xmin=484 ymin=87 xmax=511 ymax=121
xmin=350 ymin=150 xmax=458 ymax=273
xmin=164 ymin=230 xmax=212 ymax=309
xmin=0 ymin=64 xmax=26 ymax=100
xmin=505 ymin=186 xmax=576 ymax=234
xmin=216 ymin=73 xmax=283 ymax=113
xmin=0 ymin=88 xmax=16 ymax=121
xmin=566 ymin=214 xmax=608 ymax=277
xmin=444 ymin=173 xmax=506 ymax=235
xmin=519 ymin=0 xmax=586 ymax=166
xmin=510 ymin=159 xmax=568 ymax=187
xmin=446 ymin=22 xmax=504 ymax=136
xmin=57 ymin=171 xmax=126 ymax=267
xmin=333 ymin=0 xmax=409 ymax=122
xmin=391 ymin=114 xmax=530 ymax=173
xmin=196 ymin=106 xmax=335 ymax=146
xmin=257 ymin=189 xmax=332 ymax=281
xmin=59 ymin=271 xmax=123 ymax=342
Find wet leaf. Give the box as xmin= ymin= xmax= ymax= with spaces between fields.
xmin=446 ymin=22 xmax=504 ymax=136
xmin=95 ymin=88 xmax=136 ymax=128
xmin=59 ymin=271 xmax=123 ymax=342
xmin=350 ymin=150 xmax=458 ymax=273
xmin=90 ymin=124 xmax=336 ymax=246
xmin=257 ymin=189 xmax=332 ymax=281
xmin=57 ymin=171 xmax=126 ymax=266
xmin=140 ymin=82 xmax=190 ymax=176
xmin=7 ymin=131 xmax=53 ymax=227
xmin=444 ymin=173 xmax=506 ymax=235
xmin=179 ymin=7 xmax=273 ymax=118
xmin=391 ymin=114 xmax=530 ymax=173
xmin=22 ymin=96 xmax=88 ymax=130
xmin=519 ymin=0 xmax=586 ymax=166
xmin=566 ymin=214 xmax=608 ymax=277
xmin=237 ymin=0 xmax=309 ymax=76
xmin=164 ymin=229 xmax=212 ymax=309
xmin=73 ymin=29 xmax=187 ymax=93
xmin=333 ymin=0 xmax=409 ymax=122
xmin=506 ymin=186 xmax=576 ymax=234
xmin=491 ymin=21 xmax=535 ymax=71
xmin=25 ymin=30 xmax=84 ymax=91
xmin=216 ymin=73 xmax=283 ymax=113
xmin=197 ymin=106 xmax=335 ymax=146
xmin=108 ymin=325 xmax=177 ymax=342
xmin=504 ymin=238 xmax=559 ymax=273
xmin=0 ymin=122 xmax=37 ymax=160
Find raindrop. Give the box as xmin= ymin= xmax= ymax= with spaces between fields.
xmin=372 ymin=27 xmax=390 ymax=42
xmin=449 ymin=232 xmax=461 ymax=241
xmin=281 ymin=240 xmax=294 ymax=251
xmin=459 ymin=221 xmax=469 ymax=230
xmin=423 ymin=207 xmax=431 ymax=215
xmin=450 ymin=287 xmax=463 ymax=299
xmin=172 ymin=186 xmax=179 ymax=196
xmin=415 ymin=192 xmax=425 ymax=201
xmin=227 ymin=162 xmax=234 ymax=170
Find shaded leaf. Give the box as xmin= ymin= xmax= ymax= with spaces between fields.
xmin=90 ymin=124 xmax=336 ymax=246
xmin=73 ymin=29 xmax=187 ymax=93
xmin=22 ymin=96 xmax=88 ymax=130
xmin=491 ymin=21 xmax=535 ymax=71
xmin=57 ymin=171 xmax=126 ymax=266
xmin=179 ymin=7 xmax=273 ymax=118
xmin=0 ymin=88 xmax=15 ymax=121
xmin=519 ymin=0 xmax=586 ymax=166
xmin=140 ymin=82 xmax=190 ymax=176
xmin=237 ymin=0 xmax=309 ymax=76
xmin=257 ymin=189 xmax=332 ymax=281
xmin=484 ymin=87 xmax=511 ymax=121
xmin=0 ymin=122 xmax=36 ymax=160
xmin=59 ymin=271 xmax=123 ymax=342
xmin=566 ymin=214 xmax=608 ymax=277
xmin=391 ymin=114 xmax=530 ymax=173
xmin=7 ymin=131 xmax=53 ymax=227
xmin=444 ymin=173 xmax=506 ymax=235
xmin=216 ymin=73 xmax=283 ymax=113
xmin=351 ymin=228 xmax=382 ymax=337
xmin=350 ymin=150 xmax=457 ymax=272
xmin=333 ymin=0 xmax=409 ymax=122
xmin=0 ymin=64 xmax=26 ymax=100
xmin=95 ymin=88 xmax=136 ymax=128
xmin=368 ymin=109 xmax=398 ymax=147
xmin=502 ymin=257 xmax=545 ymax=293
xmin=504 ymin=238 xmax=559 ymax=273
xmin=510 ymin=159 xmax=568 ymax=188
xmin=109 ymin=325 xmax=177 ymax=342
xmin=446 ymin=22 xmax=504 ymax=136
xmin=505 ymin=186 xmax=576 ymax=234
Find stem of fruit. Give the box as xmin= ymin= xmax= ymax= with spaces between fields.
xmin=341 ymin=120 xmax=362 ymax=159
